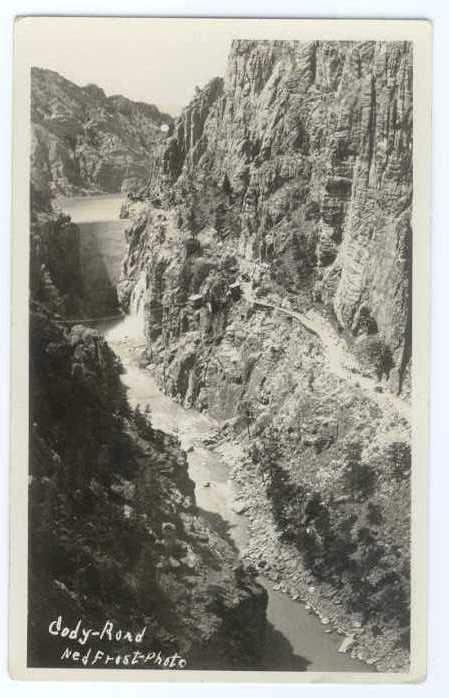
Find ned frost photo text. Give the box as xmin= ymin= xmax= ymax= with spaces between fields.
xmin=48 ymin=616 xmax=187 ymax=668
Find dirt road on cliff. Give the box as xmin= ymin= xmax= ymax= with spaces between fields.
xmin=243 ymin=282 xmax=411 ymax=423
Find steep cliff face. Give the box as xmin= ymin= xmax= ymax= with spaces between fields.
xmin=118 ymin=39 xmax=413 ymax=668
xmin=31 ymin=67 xmax=173 ymax=198
xmin=161 ymin=78 xmax=224 ymax=183
xmin=30 ymin=192 xmax=87 ymax=317
xmin=139 ymin=40 xmax=412 ymax=392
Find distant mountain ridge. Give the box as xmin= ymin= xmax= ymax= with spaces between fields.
xmin=31 ymin=66 xmax=173 ymax=199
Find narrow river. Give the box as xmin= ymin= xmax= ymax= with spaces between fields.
xmin=60 ymin=193 xmax=371 ymax=674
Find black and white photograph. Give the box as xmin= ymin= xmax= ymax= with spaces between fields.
xmin=8 ymin=17 xmax=431 ymax=682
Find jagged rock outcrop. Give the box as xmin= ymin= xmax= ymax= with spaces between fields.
xmin=137 ymin=40 xmax=412 ymax=392
xmin=31 ymin=67 xmax=173 ymax=198
xmin=162 ymin=77 xmax=224 ymax=182
xmin=30 ymin=189 xmax=87 ymax=317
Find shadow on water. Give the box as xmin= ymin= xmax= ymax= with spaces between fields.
xmin=258 ymin=622 xmax=311 ymax=671
xmin=194 ymin=506 xmax=311 ymax=671
xmin=196 ymin=506 xmax=239 ymax=554
xmin=190 ymin=623 xmax=311 ymax=672
xmin=77 ymin=221 xmax=127 ymax=315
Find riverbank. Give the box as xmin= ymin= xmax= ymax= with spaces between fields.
xmin=110 ymin=293 xmax=410 ymax=674
xmin=110 ymin=334 xmax=407 ymax=672
xmin=214 ymin=435 xmax=410 ymax=674
xmin=102 ymin=326 xmax=372 ymax=673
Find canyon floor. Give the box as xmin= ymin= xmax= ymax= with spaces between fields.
xmin=102 ymin=321 xmax=371 ymax=673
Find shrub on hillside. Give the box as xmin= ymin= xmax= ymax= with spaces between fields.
xmin=353 ymin=335 xmax=393 ymax=381
xmin=253 ymin=422 xmax=410 ymax=635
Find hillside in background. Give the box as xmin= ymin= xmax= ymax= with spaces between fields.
xmin=31 ymin=67 xmax=173 ymax=199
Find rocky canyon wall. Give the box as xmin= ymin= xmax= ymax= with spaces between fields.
xmin=30 ymin=193 xmax=87 ymax=317
xmin=138 ymin=39 xmax=412 ymax=393
xmin=31 ymin=67 xmax=173 ymax=198
xmin=117 ymin=39 xmax=413 ymax=668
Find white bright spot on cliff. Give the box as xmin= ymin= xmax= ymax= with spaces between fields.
xmin=160 ymin=123 xmax=169 ymax=133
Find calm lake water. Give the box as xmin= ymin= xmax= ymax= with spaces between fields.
xmin=65 ymin=194 xmax=371 ymax=673
xmin=56 ymin=194 xmax=125 ymax=223
xmin=57 ymin=195 xmax=128 ymax=310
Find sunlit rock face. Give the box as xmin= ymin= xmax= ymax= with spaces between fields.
xmin=30 ymin=67 xmax=174 ymax=198
xmin=138 ymin=40 xmax=412 ymax=392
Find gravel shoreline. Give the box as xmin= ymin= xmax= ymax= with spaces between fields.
xmin=215 ymin=438 xmax=410 ymax=674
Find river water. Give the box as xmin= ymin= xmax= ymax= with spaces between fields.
xmin=60 ymin=194 xmax=370 ymax=674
